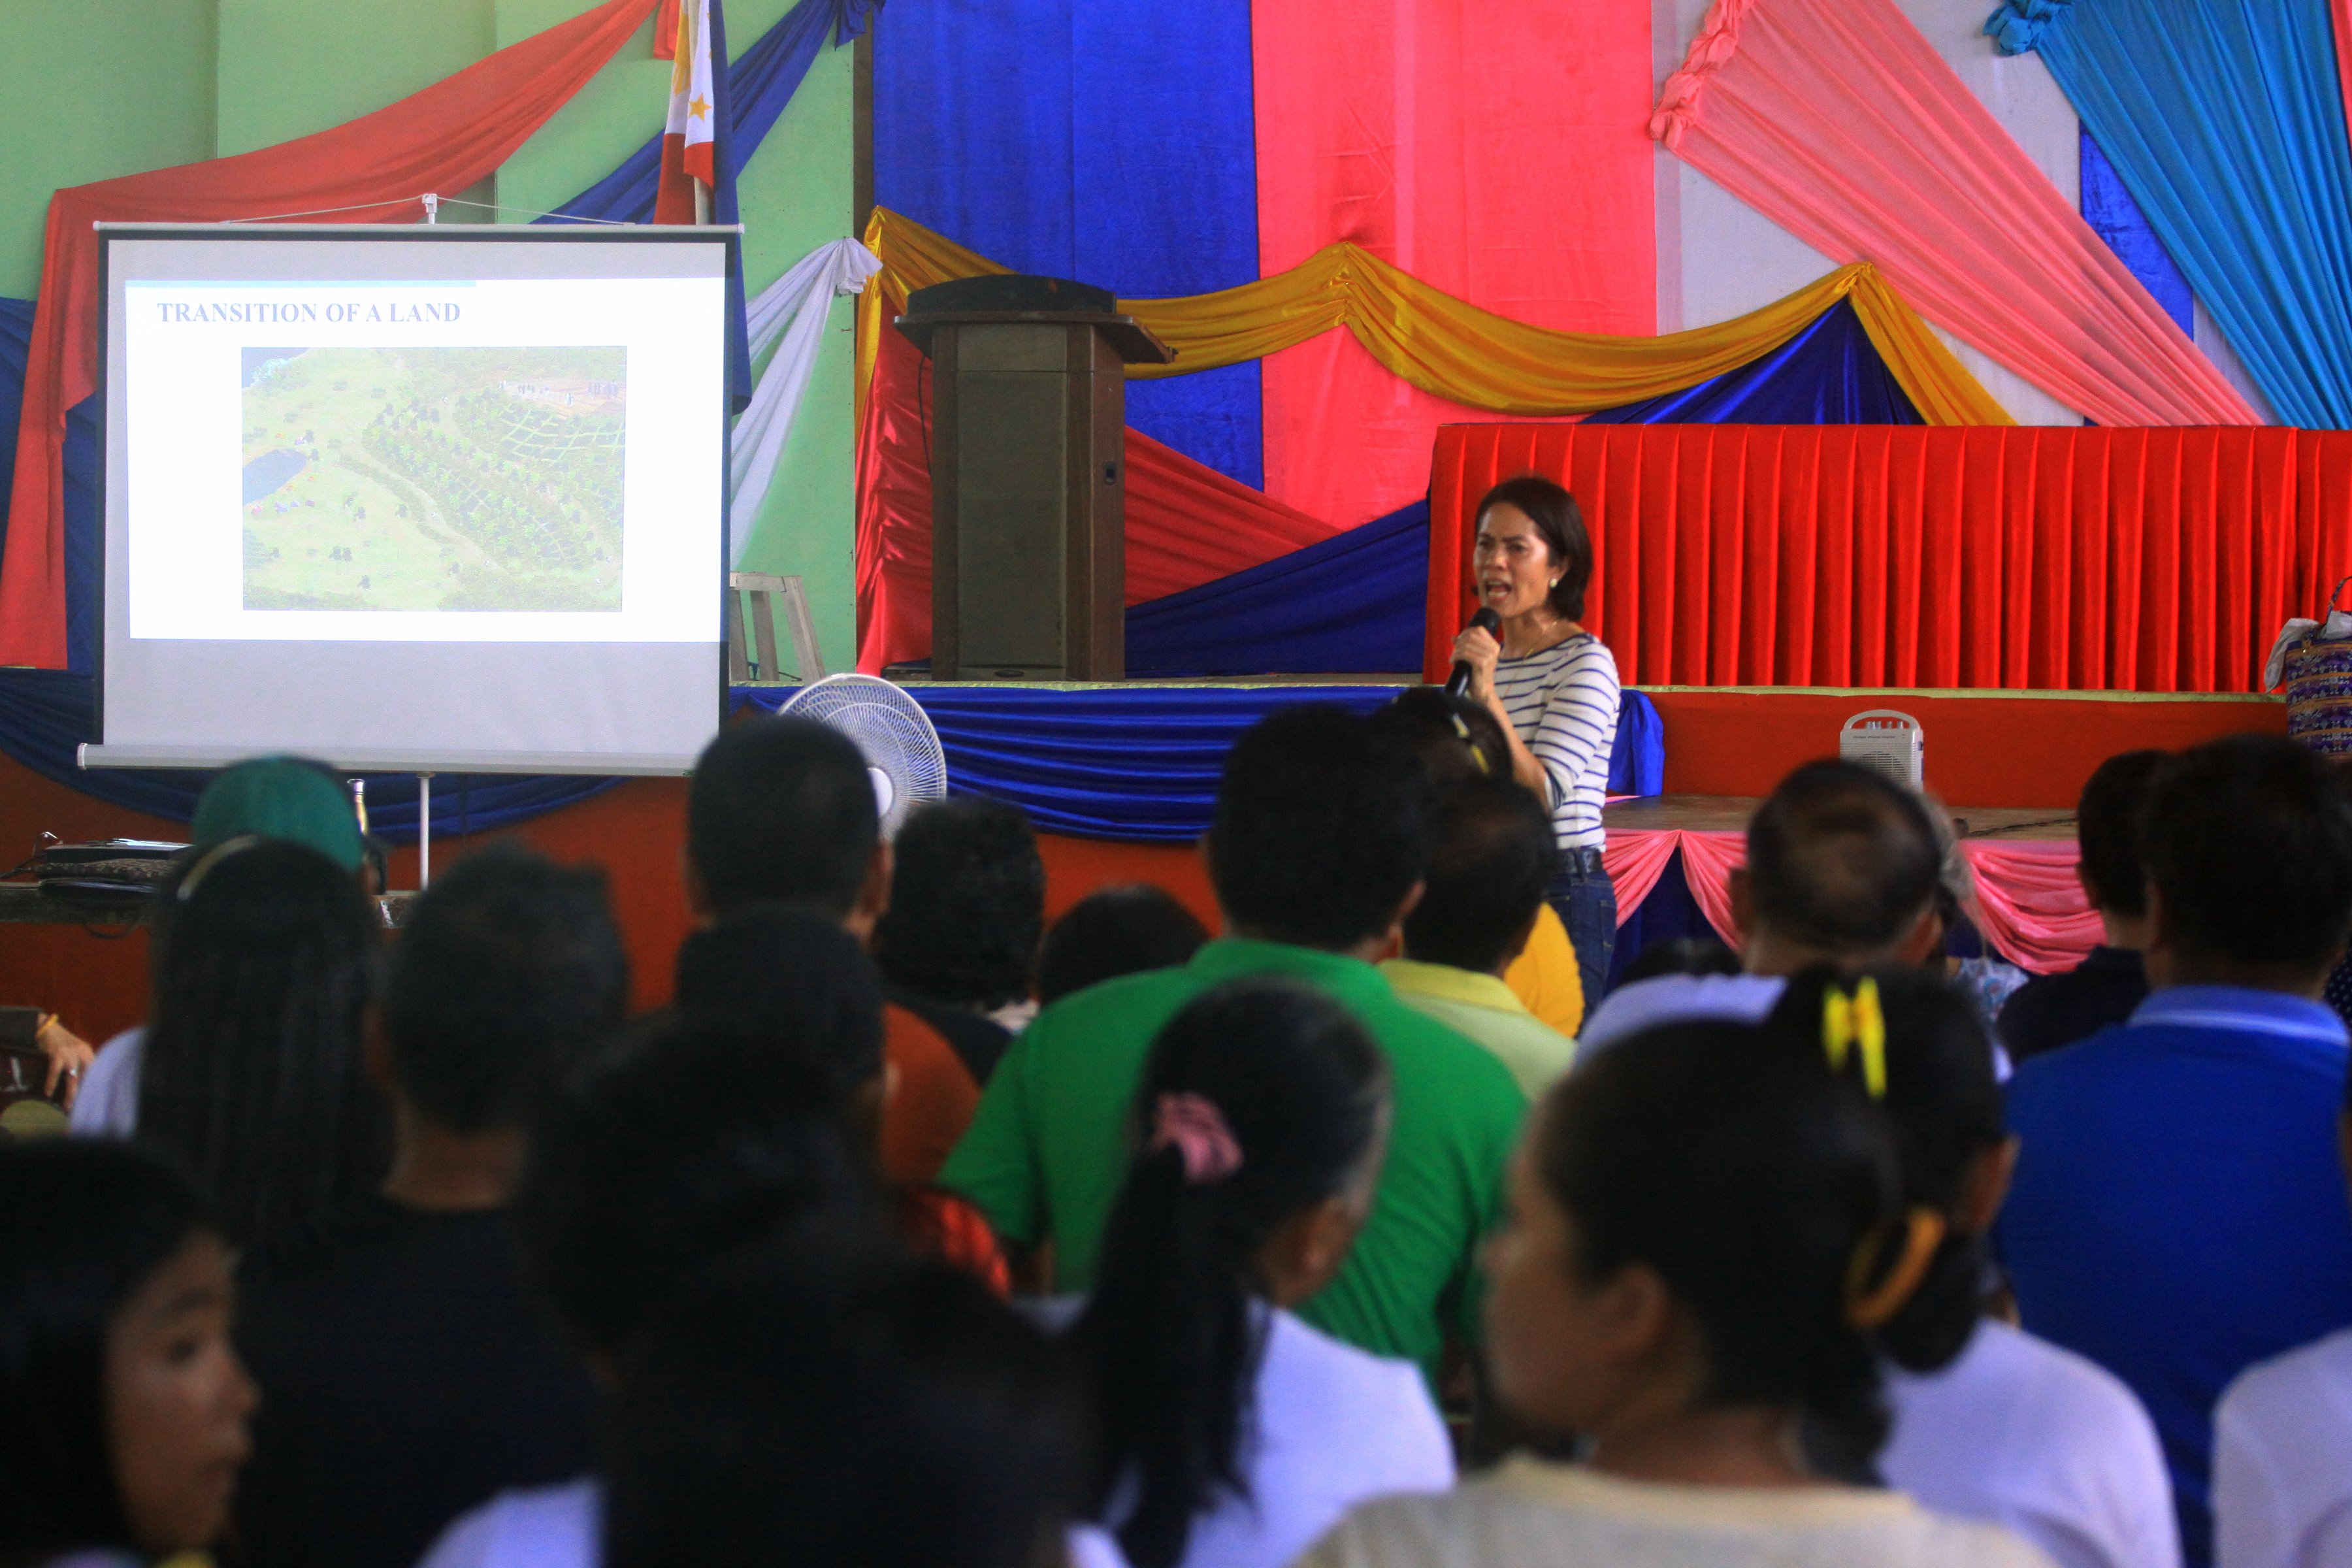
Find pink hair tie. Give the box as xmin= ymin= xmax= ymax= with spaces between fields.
xmin=1149 ymin=1093 xmax=1244 ymax=1185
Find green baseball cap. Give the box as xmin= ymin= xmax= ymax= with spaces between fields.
xmin=190 ymin=757 xmax=367 ymax=874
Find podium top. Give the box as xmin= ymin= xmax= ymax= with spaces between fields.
xmin=893 ymin=310 xmax=1176 ymax=365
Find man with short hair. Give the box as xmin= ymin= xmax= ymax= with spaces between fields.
xmin=941 ymin=705 xmax=1526 ymax=1381
xmin=1380 ymin=774 xmax=1575 ymax=1100
xmin=683 ymin=715 xmax=978 ymax=1184
xmin=2001 ymin=736 xmax=2352 ymax=1568
xmin=233 ymin=843 xmax=625 ymax=1568
xmin=1577 ymin=757 xmax=1946 ymax=1051
xmin=1998 ymin=749 xmax=2168 ymax=1063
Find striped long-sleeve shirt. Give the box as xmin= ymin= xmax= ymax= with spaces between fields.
xmin=1494 ymin=633 xmax=1621 ymax=851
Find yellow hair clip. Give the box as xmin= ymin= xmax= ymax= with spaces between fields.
xmin=1821 ymin=977 xmax=1888 ymax=1099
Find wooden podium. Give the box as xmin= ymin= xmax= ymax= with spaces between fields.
xmin=896 ymin=277 xmax=1173 ymax=681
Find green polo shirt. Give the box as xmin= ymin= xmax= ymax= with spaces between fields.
xmin=939 ymin=937 xmax=1527 ymax=1379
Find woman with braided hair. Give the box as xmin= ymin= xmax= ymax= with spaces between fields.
xmin=1066 ymin=977 xmax=1452 ymax=1568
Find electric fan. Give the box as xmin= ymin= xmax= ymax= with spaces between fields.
xmin=776 ymin=674 xmax=949 ymax=838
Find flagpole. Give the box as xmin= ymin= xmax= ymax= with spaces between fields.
xmin=694 ymin=178 xmax=711 ymax=225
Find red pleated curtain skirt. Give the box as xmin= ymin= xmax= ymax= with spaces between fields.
xmin=1424 ymin=425 xmax=2352 ymax=693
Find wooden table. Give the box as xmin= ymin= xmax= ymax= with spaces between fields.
xmin=1603 ymin=794 xmax=2079 ymax=842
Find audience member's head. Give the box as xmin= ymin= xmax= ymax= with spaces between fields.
xmin=191 ymin=756 xmax=368 ymax=875
xmin=674 ymin=902 xmax=887 ymax=1121
xmin=139 ymin=838 xmax=387 ymax=1246
xmin=2140 ymin=734 xmax=2352 ymax=992
xmin=685 ymin=716 xmax=884 ymax=929
xmin=1403 ymin=775 xmax=1560 ymax=977
xmin=606 ymin=1233 xmax=1079 ymax=1568
xmin=513 ymin=1013 xmax=875 ymax=1360
xmin=1619 ymin=937 xmax=1741 ymax=986
xmin=1765 ymin=967 xmax=2008 ymax=1371
xmin=0 ymin=1141 xmax=255 ymax=1563
xmin=1034 ymin=885 xmax=1210 ymax=1006
xmin=1736 ymin=760 xmax=1944 ymax=973
xmin=2075 ymin=750 xmax=2170 ymax=930
xmin=873 ymin=797 xmax=1045 ymax=1013
xmin=1207 ymin=706 xmax=1428 ymax=953
xmin=1372 ymin=687 xmax=1512 ymax=787
xmin=382 ymin=843 xmax=629 ymax=1143
xmin=1493 ymin=1021 xmax=1909 ymax=1482
xmin=1076 ymin=979 xmax=1388 ymax=1568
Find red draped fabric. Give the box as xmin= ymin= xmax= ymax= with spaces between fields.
xmin=854 ymin=325 xmax=1347 ymax=672
xmin=1249 ymin=0 xmax=1654 ymax=532
xmin=0 ymin=0 xmax=660 ymax=668
xmin=1605 ymin=827 xmax=2099 ymax=973
xmin=1428 ymin=423 xmax=2352 ymax=692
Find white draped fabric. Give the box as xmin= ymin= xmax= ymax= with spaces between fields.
xmin=728 ymin=237 xmax=885 ymax=564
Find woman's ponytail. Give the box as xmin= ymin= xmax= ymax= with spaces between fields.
xmin=1763 ymin=967 xmax=2010 ymax=1379
xmin=1072 ymin=979 xmax=1386 ymax=1568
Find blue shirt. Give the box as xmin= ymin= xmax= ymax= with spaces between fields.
xmin=1999 ymin=987 xmax=2352 ymax=1568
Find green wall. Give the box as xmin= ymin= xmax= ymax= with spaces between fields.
xmin=0 ymin=0 xmax=858 ymax=672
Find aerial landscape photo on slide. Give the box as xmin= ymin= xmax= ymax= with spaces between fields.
xmin=238 ymin=345 xmax=627 ymax=612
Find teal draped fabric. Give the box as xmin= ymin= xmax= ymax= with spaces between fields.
xmin=1987 ymin=0 xmax=2352 ymax=427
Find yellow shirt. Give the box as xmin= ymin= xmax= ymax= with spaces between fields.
xmin=1503 ymin=902 xmax=1584 ymax=1038
xmin=1381 ymin=958 xmax=1578 ymax=1102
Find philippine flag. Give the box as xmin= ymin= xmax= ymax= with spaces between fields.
xmin=653 ymin=0 xmax=715 ymax=223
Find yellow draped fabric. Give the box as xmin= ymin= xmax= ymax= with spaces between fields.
xmin=856 ymin=208 xmax=2011 ymax=430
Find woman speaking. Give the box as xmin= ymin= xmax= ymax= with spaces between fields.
xmin=1449 ymin=474 xmax=1621 ymax=1005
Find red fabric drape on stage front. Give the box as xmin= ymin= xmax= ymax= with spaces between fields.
xmin=1428 ymin=423 xmax=2352 ymax=693
xmin=0 ymin=0 xmax=659 ymax=668
xmin=855 ymin=325 xmax=1346 ymax=673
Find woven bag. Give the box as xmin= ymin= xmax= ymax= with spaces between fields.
xmin=2283 ymin=576 xmax=2352 ymax=755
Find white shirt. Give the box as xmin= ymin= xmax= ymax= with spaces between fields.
xmin=418 ymin=1477 xmax=596 ymax=1568
xmin=1884 ymin=1318 xmax=2179 ymax=1568
xmin=1494 ymin=633 xmax=1620 ymax=851
xmin=2213 ymin=1327 xmax=2352 ymax=1568
xmin=66 ymin=1026 xmax=143 ymax=1136
xmin=1576 ymin=972 xmax=1787 ymax=1056
xmin=1164 ymin=1307 xmax=1453 ymax=1568
xmin=1299 ymin=1456 xmax=2055 ymax=1568
xmin=419 ymin=1477 xmax=1128 ymax=1568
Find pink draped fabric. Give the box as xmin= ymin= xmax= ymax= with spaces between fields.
xmin=2335 ymin=1 xmax=2352 ymax=150
xmin=1607 ymin=828 xmax=2097 ymax=974
xmin=1958 ymin=840 xmax=2105 ymax=975
xmin=1649 ymin=0 xmax=2257 ymax=430
xmin=1678 ymin=832 xmax=1748 ymax=950
xmin=1601 ymin=830 xmax=1684 ymax=924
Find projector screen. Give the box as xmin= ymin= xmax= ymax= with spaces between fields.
xmin=90 ymin=224 xmax=733 ymax=774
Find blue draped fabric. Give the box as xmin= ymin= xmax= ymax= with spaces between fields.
xmin=1586 ymin=300 xmax=1922 ymax=425
xmin=1989 ymin=0 xmax=2352 ymax=428
xmin=735 ymin=683 xmax=1665 ymax=843
xmin=874 ymin=0 xmax=1266 ymax=489
xmin=542 ymin=0 xmax=879 ymax=410
xmin=1125 ymin=502 xmax=1429 ymax=677
xmin=2080 ymin=130 xmax=2192 ymax=336
xmin=0 ymin=670 xmax=613 ymax=840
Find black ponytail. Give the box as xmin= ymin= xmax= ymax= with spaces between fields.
xmin=1071 ymin=979 xmax=1387 ymax=1568
xmin=1540 ymin=1022 xmax=1904 ymax=1480
xmin=1763 ymin=966 xmax=2008 ymax=1374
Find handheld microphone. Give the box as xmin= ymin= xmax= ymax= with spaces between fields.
xmin=1444 ymin=608 xmax=1503 ymax=698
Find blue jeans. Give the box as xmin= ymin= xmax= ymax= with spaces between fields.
xmin=1548 ymin=853 xmax=1618 ymax=1024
